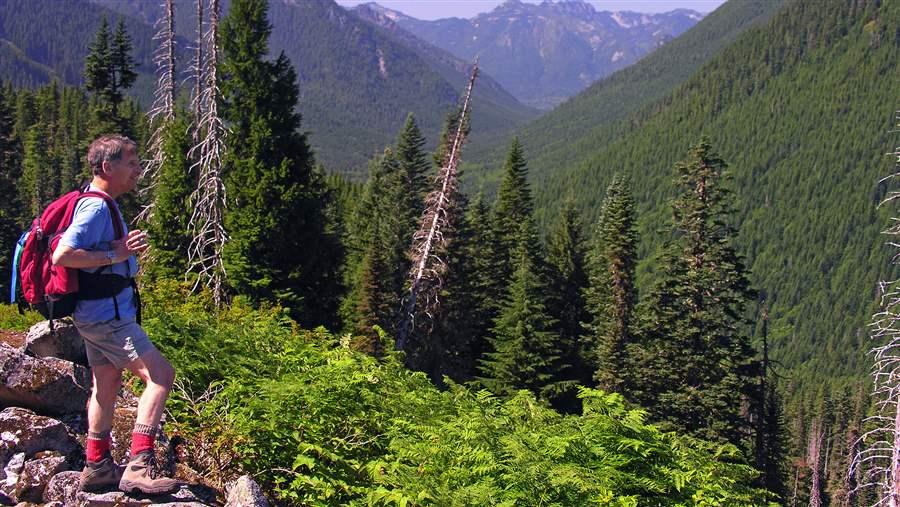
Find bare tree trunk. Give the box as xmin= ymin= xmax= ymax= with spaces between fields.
xmin=191 ymin=0 xmax=204 ymax=147
xmin=395 ymin=62 xmax=479 ymax=351
xmin=809 ymin=419 xmax=824 ymax=507
xmin=187 ymin=0 xmax=228 ymax=305
xmin=850 ymin=110 xmax=900 ymax=505
xmin=137 ymin=0 xmax=177 ymax=224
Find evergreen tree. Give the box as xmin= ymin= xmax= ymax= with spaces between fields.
xmin=492 ymin=137 xmax=533 ymax=272
xmin=84 ymin=18 xmax=137 ymax=134
xmin=583 ymin=175 xmax=638 ymax=393
xmin=479 ymin=217 xmax=569 ymax=401
xmin=221 ymin=0 xmax=342 ymax=328
xmin=545 ymin=198 xmax=590 ymax=409
xmin=145 ymin=114 xmax=192 ymax=280
xmin=629 ymin=139 xmax=759 ymax=451
xmin=83 ymin=18 xmax=112 ymax=104
xmin=395 ymin=112 xmax=430 ymax=232
xmin=20 ymin=123 xmax=51 ymax=218
xmin=0 ymin=84 xmax=22 ymax=300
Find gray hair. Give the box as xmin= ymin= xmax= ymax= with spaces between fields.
xmin=87 ymin=134 xmax=137 ymax=175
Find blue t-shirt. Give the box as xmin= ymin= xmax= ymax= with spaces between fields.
xmin=58 ymin=188 xmax=138 ymax=323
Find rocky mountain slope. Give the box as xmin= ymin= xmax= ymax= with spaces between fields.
xmin=355 ymin=0 xmax=703 ymax=109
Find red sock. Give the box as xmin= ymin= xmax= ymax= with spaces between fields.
xmin=130 ymin=432 xmax=155 ymax=456
xmin=86 ymin=437 xmax=111 ymax=462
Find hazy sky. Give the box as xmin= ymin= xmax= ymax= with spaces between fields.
xmin=335 ymin=0 xmax=729 ymax=19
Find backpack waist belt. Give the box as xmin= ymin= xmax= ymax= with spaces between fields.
xmin=77 ymin=271 xmax=142 ymax=324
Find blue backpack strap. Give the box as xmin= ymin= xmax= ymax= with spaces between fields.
xmin=10 ymin=231 xmax=28 ymax=303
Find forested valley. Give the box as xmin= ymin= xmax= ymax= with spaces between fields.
xmin=0 ymin=0 xmax=898 ymax=504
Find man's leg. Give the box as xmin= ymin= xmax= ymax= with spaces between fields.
xmin=87 ymin=364 xmax=122 ymax=451
xmin=125 ymin=347 xmax=176 ymax=432
xmin=119 ymin=347 xmax=179 ymax=494
xmin=80 ymin=364 xmax=124 ymax=491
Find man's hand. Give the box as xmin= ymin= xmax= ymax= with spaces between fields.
xmin=111 ymin=230 xmax=150 ymax=262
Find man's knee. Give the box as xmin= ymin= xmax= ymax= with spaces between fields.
xmin=92 ymin=366 xmax=122 ymax=406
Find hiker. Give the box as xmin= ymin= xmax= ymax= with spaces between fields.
xmin=52 ymin=134 xmax=179 ymax=495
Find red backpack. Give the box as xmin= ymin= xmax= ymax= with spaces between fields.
xmin=18 ymin=187 xmax=124 ymax=324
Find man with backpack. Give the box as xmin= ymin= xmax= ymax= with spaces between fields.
xmin=51 ymin=134 xmax=179 ymax=495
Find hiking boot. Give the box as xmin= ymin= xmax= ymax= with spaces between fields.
xmin=118 ymin=451 xmax=179 ymax=495
xmin=80 ymin=454 xmax=124 ymax=492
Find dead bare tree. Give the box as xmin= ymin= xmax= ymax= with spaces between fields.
xmin=186 ymin=0 xmax=228 ymax=305
xmin=809 ymin=419 xmax=825 ymax=507
xmin=395 ymin=62 xmax=479 ymax=352
xmin=851 ymin=110 xmax=900 ymax=506
xmin=136 ymin=0 xmax=177 ymax=224
xmin=190 ymin=0 xmax=204 ymax=146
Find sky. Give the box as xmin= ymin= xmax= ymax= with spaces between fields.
xmin=334 ymin=0 xmax=729 ymax=19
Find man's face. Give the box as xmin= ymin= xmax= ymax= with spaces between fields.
xmin=104 ymin=146 xmax=141 ymax=195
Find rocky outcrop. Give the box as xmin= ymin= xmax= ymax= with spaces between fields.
xmin=0 ymin=407 xmax=81 ymax=460
xmin=43 ymin=470 xmax=80 ymax=505
xmin=0 ymin=343 xmax=91 ymax=416
xmin=225 ymin=475 xmax=269 ymax=507
xmin=14 ymin=452 xmax=68 ymax=503
xmin=75 ymin=483 xmax=218 ymax=506
xmin=25 ymin=319 xmax=88 ymax=366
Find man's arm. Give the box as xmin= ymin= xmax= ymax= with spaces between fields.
xmin=53 ymin=230 xmax=150 ymax=268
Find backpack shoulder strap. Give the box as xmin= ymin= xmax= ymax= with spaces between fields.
xmin=78 ymin=191 xmax=125 ymax=240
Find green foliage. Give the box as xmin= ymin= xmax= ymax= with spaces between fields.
xmin=132 ymin=283 xmax=772 ymax=506
xmin=583 ymin=175 xmax=638 ymax=393
xmin=144 ymin=114 xmax=192 ymax=280
xmin=0 ymin=305 xmax=41 ymax=331
xmin=492 ymin=137 xmax=533 ymax=271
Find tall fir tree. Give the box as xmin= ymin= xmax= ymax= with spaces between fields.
xmin=583 ymin=175 xmax=638 ymax=393
xmin=220 ymin=0 xmax=342 ymax=328
xmin=395 ymin=113 xmax=430 ymax=232
xmin=0 ymin=84 xmax=22 ymax=300
xmin=629 ymin=139 xmax=759 ymax=451
xmin=20 ymin=123 xmax=52 ymax=218
xmin=144 ymin=114 xmax=193 ymax=280
xmin=545 ymin=198 xmax=590 ymax=409
xmin=84 ymin=18 xmax=137 ymax=133
xmin=492 ymin=137 xmax=533 ymax=273
xmin=479 ymin=217 xmax=570 ymax=402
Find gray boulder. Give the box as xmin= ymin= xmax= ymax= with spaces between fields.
xmin=0 ymin=453 xmax=23 ymax=497
xmin=14 ymin=453 xmax=68 ymax=503
xmin=42 ymin=470 xmax=80 ymax=505
xmin=0 ymin=343 xmax=91 ymax=416
xmin=25 ymin=320 xmax=88 ymax=366
xmin=225 ymin=475 xmax=269 ymax=507
xmin=0 ymin=408 xmax=80 ymax=465
xmin=76 ymin=483 xmax=217 ymax=506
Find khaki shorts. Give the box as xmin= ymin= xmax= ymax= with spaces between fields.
xmin=74 ymin=318 xmax=157 ymax=369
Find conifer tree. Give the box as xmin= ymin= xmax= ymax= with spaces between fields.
xmin=145 ymin=115 xmax=192 ymax=280
xmin=20 ymin=124 xmax=51 ymax=217
xmin=629 ymin=139 xmax=758 ymax=450
xmin=492 ymin=137 xmax=533 ymax=272
xmin=345 ymin=149 xmax=405 ymax=338
xmin=0 ymin=85 xmax=22 ymax=299
xmin=395 ymin=113 xmax=430 ymax=230
xmin=220 ymin=0 xmax=341 ymax=327
xmin=479 ymin=217 xmax=569 ymax=401
xmin=545 ymin=198 xmax=590 ymax=407
xmin=84 ymin=18 xmax=136 ymax=132
xmin=583 ymin=175 xmax=638 ymax=393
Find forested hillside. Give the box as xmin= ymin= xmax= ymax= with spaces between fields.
xmin=465 ymin=0 xmax=784 ymax=170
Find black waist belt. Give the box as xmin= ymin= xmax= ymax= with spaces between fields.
xmin=78 ymin=271 xmax=142 ymax=324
